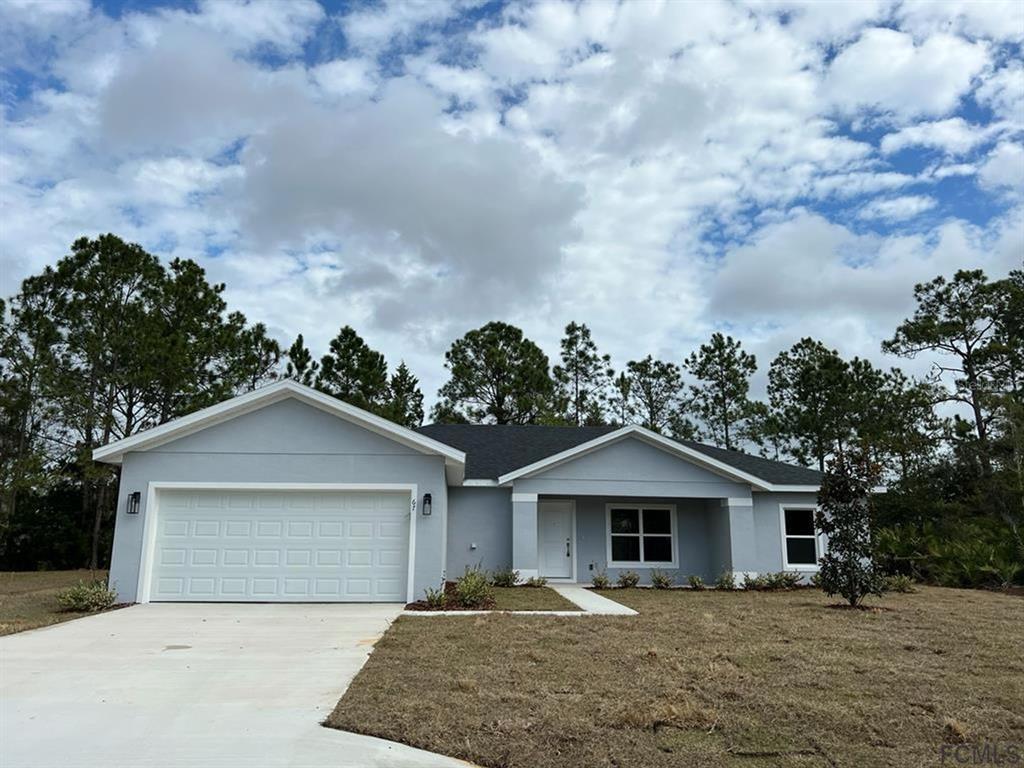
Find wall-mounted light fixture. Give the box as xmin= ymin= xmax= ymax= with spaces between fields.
xmin=422 ymin=493 xmax=432 ymax=516
xmin=127 ymin=491 xmax=141 ymax=515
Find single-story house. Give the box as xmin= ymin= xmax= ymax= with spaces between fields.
xmin=96 ymin=379 xmax=825 ymax=604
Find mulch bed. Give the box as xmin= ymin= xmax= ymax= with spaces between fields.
xmin=404 ymin=580 xmax=496 ymax=611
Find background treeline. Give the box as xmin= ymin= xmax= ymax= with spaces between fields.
xmin=1 ymin=235 xmax=1021 ymax=587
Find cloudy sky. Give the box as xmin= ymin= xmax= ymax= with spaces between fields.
xmin=2 ymin=0 xmax=1022 ymax=403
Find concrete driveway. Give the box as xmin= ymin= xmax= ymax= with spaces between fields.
xmin=0 ymin=604 xmax=470 ymax=768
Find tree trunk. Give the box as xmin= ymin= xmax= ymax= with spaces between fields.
xmin=963 ymin=357 xmax=992 ymax=476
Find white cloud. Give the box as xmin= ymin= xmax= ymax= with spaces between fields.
xmin=189 ymin=0 xmax=325 ymax=54
xmin=741 ymin=0 xmax=889 ymax=43
xmin=898 ymin=0 xmax=1024 ymax=44
xmin=2 ymin=0 xmax=1021 ymax=404
xmin=340 ymin=0 xmax=466 ymax=53
xmin=858 ymin=195 xmax=937 ymax=221
xmin=707 ymin=207 xmax=1023 ymax=385
xmin=978 ymin=142 xmax=1024 ymax=193
xmin=235 ymin=77 xmax=585 ymax=331
xmin=826 ymin=29 xmax=989 ymax=118
xmin=880 ymin=118 xmax=994 ymax=156
xmin=97 ymin=26 xmax=306 ymax=153
xmin=976 ymin=63 xmax=1024 ymax=125
xmin=309 ymin=58 xmax=377 ymax=98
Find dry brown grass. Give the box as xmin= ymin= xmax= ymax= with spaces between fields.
xmin=0 ymin=570 xmax=109 ymax=636
xmin=491 ymin=586 xmax=580 ymax=611
xmin=327 ymin=586 xmax=1024 ymax=768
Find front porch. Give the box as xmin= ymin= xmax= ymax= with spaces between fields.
xmin=512 ymin=493 xmax=758 ymax=586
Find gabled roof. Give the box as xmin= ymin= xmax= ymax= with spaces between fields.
xmin=93 ymin=380 xmax=466 ymax=483
xmin=416 ymin=423 xmax=821 ymax=491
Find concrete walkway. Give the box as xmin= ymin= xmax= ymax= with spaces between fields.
xmin=550 ymin=585 xmax=639 ymax=615
xmin=0 ymin=604 xmax=471 ymax=768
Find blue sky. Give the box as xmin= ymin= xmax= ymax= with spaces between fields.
xmin=1 ymin=0 xmax=1022 ymax=400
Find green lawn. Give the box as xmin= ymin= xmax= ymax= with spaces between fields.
xmin=0 ymin=570 xmax=110 ymax=636
xmin=329 ymin=586 xmax=1024 ymax=768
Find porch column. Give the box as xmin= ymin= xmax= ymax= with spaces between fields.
xmin=722 ymin=497 xmax=757 ymax=580
xmin=512 ymin=492 xmax=539 ymax=580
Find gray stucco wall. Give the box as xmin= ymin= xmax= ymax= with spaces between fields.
xmin=446 ymin=487 xmax=512 ymax=576
xmin=570 ymin=496 xmax=727 ymax=585
xmin=750 ymin=491 xmax=821 ymax=575
xmin=705 ymin=499 xmax=732 ymax=578
xmin=107 ymin=398 xmax=448 ymax=603
xmin=513 ymin=437 xmax=752 ymax=499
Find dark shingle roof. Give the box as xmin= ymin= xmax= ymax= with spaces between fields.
xmin=416 ymin=424 xmax=619 ymax=480
xmin=676 ymin=439 xmax=822 ymax=486
xmin=415 ymin=423 xmax=821 ymax=486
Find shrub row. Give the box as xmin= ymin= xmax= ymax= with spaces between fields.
xmin=590 ymin=569 xmax=811 ymax=591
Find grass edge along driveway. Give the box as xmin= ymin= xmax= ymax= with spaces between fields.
xmin=0 ymin=570 xmax=111 ymax=636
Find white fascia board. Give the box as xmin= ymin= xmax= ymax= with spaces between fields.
xmin=462 ymin=479 xmax=500 ymax=487
xmin=92 ymin=379 xmax=466 ymax=472
xmin=497 ymin=425 xmax=775 ymax=491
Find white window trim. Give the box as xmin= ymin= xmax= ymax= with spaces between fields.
xmin=605 ymin=503 xmax=678 ymax=568
xmin=779 ymin=503 xmax=823 ymax=571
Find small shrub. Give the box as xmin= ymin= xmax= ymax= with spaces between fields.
xmin=885 ymin=574 xmax=916 ymax=593
xmin=454 ymin=565 xmax=495 ymax=609
xmin=742 ymin=573 xmax=769 ymax=591
xmin=687 ymin=574 xmax=705 ymax=590
xmin=765 ymin=571 xmax=803 ymax=590
xmin=715 ymin=570 xmax=737 ymax=590
xmin=617 ymin=570 xmax=640 ymax=588
xmin=423 ymin=586 xmax=447 ymax=609
xmin=524 ymin=576 xmax=548 ymax=587
xmin=809 ymin=571 xmax=824 ymax=589
xmin=490 ymin=568 xmax=519 ymax=588
xmin=650 ymin=570 xmax=675 ymax=589
xmin=592 ymin=571 xmax=610 ymax=589
xmin=56 ymin=580 xmax=116 ymax=613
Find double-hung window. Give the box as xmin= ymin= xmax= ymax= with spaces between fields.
xmin=607 ymin=504 xmax=676 ymax=566
xmin=781 ymin=506 xmax=821 ymax=569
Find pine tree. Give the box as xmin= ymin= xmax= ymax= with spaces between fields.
xmin=385 ymin=362 xmax=425 ymax=428
xmin=433 ymin=321 xmax=553 ymax=424
xmin=625 ymin=355 xmax=682 ymax=434
xmin=284 ymin=334 xmax=319 ymax=386
xmin=552 ymin=322 xmax=613 ymax=426
xmin=316 ymin=326 xmax=389 ymax=412
xmin=683 ymin=332 xmax=756 ymax=450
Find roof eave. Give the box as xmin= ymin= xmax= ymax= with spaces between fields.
xmin=92 ymin=379 xmax=466 ymax=470
xmin=496 ymin=425 xmax=782 ymax=491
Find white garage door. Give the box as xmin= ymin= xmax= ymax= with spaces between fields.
xmin=149 ymin=489 xmax=411 ymax=602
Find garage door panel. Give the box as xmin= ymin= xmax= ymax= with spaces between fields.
xmin=150 ymin=490 xmax=410 ymax=603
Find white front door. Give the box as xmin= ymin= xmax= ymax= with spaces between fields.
xmin=538 ymin=500 xmax=574 ymax=579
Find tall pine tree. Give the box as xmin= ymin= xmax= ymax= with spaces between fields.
xmin=552 ymin=322 xmax=613 ymax=426
xmin=683 ymin=332 xmax=756 ymax=450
